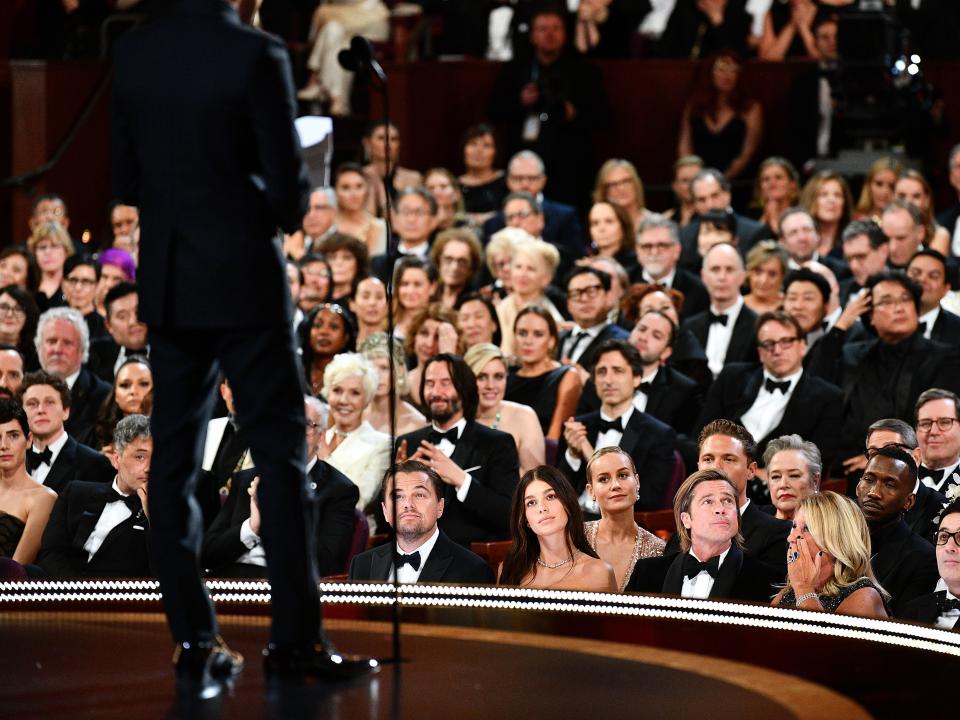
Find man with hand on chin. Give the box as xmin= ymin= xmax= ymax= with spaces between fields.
xmin=396 ymin=354 xmax=519 ymax=546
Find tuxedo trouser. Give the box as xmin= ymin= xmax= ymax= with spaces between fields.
xmin=148 ymin=324 xmax=319 ymax=649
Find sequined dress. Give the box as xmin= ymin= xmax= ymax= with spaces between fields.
xmin=584 ymin=520 xmax=665 ymax=592
xmin=779 ymin=577 xmax=877 ymax=612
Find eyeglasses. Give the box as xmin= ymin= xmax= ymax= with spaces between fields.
xmin=505 ymin=210 xmax=533 ymax=223
xmin=758 ymin=337 xmax=800 ymax=353
xmin=864 ymin=442 xmax=912 ymax=459
xmin=441 ymin=256 xmax=471 ymax=268
xmin=508 ymin=174 xmax=543 ymax=184
xmin=917 ymin=417 xmax=958 ymax=433
xmin=0 ymin=303 xmax=25 ymax=317
xmin=637 ymin=241 xmax=675 ymax=254
xmin=64 ymin=277 xmax=97 ymax=288
xmin=936 ymin=529 xmax=960 ymax=546
xmin=397 ymin=208 xmax=430 ymax=218
xmin=873 ymin=294 xmax=914 ymax=309
xmin=568 ymin=284 xmax=603 ymax=302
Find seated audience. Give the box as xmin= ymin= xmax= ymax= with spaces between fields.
xmin=430 ymin=228 xmax=483 ymax=309
xmin=62 ymin=256 xmax=107 ymax=342
xmin=900 ymin=500 xmax=960 ymax=630
xmin=28 ymin=220 xmax=73 ymax=312
xmin=294 ymin=187 xmax=337 ymax=258
xmin=854 ymin=157 xmax=901 ymax=221
xmin=880 ymin=199 xmax=925 ymax=270
xmin=93 ymin=248 xmax=136 ymax=318
xmin=456 ymin=293 xmax=502 ymax=350
xmin=627 ymin=468 xmax=781 ymax=602
xmin=361 ymin=122 xmax=423 ymax=219
xmin=743 ymin=241 xmax=789 ymax=315
xmin=203 ymin=396 xmax=358 ymax=579
xmin=479 ymin=229 xmax=515 ymax=302
xmin=586 ymin=201 xmax=639 ymax=277
xmin=0 ymin=245 xmax=38 ymax=292
xmin=350 ymin=276 xmax=388 ymax=348
xmin=88 ymin=282 xmax=149 ymax=383
xmin=0 ymin=345 xmax=25 ymax=400
xmin=778 ymin=208 xmax=847 ymax=280
xmin=593 ymin=159 xmax=651 ymax=238
xmin=0 ymin=399 xmax=56 ymax=565
xmin=774 ymin=492 xmax=889 ymax=619
xmin=425 ymin=167 xmax=471 ymax=235
xmin=464 ymin=343 xmax=545 ymax=476
xmin=0 ymin=285 xmax=40 ymax=371
xmin=915 ymin=389 xmax=960 ymax=499
xmin=21 ymin=370 xmax=114 ymax=495
xmin=749 ymin=157 xmax=800 ymax=235
xmin=584 ymin=447 xmax=666 ymax=592
xmin=317 ymin=233 xmax=369 ymax=305
xmin=631 ymin=216 xmax=709 ymax=321
xmin=317 ymin=353 xmax=391 ymax=515
xmin=661 ymin=155 xmax=703 ymax=228
xmin=499 ymin=465 xmax=616 ymax=592
xmin=396 ymin=353 xmax=520 ymax=546
xmin=390 ymin=257 xmax=438 ymax=341
xmin=298 ymin=253 xmax=332 ymax=312
xmin=405 ymin=304 xmax=464 ymax=407
xmin=372 ymin=188 xmax=439 ymax=279
xmin=501 ymin=191 xmax=578 ymax=294
xmin=38 ymin=414 xmax=152 ymax=578
xmin=762 ymin=435 xmax=821 ymax=521
xmin=350 ymin=460 xmax=494 ymax=584
xmin=855 ymin=446 xmax=940 ymax=615
xmin=298 ymin=303 xmax=356 ymax=396
xmin=506 ymin=306 xmax=582 ymax=441
xmin=894 ymin=169 xmax=951 ymax=255
xmin=839 ymin=220 xmax=888 ymax=306
xmin=360 ymin=333 xmax=428 ymax=437
xmin=94 ymin=356 xmax=153 ymax=452
xmin=496 ymin=238 xmax=564 ymax=357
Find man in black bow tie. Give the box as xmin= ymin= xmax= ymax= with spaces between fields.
xmin=626 ymin=468 xmax=779 ymax=601
xmin=396 ymin=354 xmax=519 ymax=546
xmin=915 ymin=389 xmax=960 ymax=498
xmin=38 ymin=414 xmax=153 ymax=578
xmin=19 ymin=371 xmax=114 ymax=496
xmin=349 ymin=460 xmax=494 ymax=583
xmin=900 ymin=500 xmax=960 ymax=630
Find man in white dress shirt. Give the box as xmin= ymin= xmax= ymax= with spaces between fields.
xmin=900 ymin=500 xmax=960 ymax=630
xmin=915 ymin=389 xmax=960 ymax=497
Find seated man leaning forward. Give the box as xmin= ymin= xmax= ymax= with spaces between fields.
xmin=349 ymin=460 xmax=494 ymax=584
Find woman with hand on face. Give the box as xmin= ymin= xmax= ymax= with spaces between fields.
xmin=392 ymin=257 xmax=438 ymax=341
xmin=424 ymin=168 xmax=475 ymax=234
xmin=773 ymin=491 xmax=889 ymax=618
xmin=405 ymin=304 xmax=464 ymax=408
xmin=499 ymin=465 xmax=616 ymax=592
xmin=333 ymin=162 xmax=387 ymax=256
xmin=495 ymin=236 xmax=563 ymax=357
xmin=350 ymin=276 xmax=388 ymax=347
xmin=317 ymin=352 xmax=391 ymax=515
xmin=464 ymin=343 xmax=545 ymax=475
xmin=28 ymin=221 xmax=74 ymax=313
xmin=95 ymin=355 xmax=153 ymax=453
xmin=456 ymin=293 xmax=502 ymax=351
xmin=300 ymin=303 xmax=356 ymax=396
xmin=583 ymin=448 xmax=665 ymax=592
xmin=360 ymin=333 xmax=427 ymax=436
xmin=0 ymin=285 xmax=39 ymax=371
xmin=761 ymin=435 xmax=821 ymax=521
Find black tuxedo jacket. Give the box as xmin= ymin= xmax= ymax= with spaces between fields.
xmin=65 ymin=366 xmax=112 ymax=448
xmin=557 ymin=409 xmax=676 ymax=511
xmin=931 ymin=308 xmax=960 ymax=348
xmin=681 ymin=303 xmax=759 ymax=372
xmin=905 ymin=482 xmax=947 ymax=542
xmin=626 ymin=545 xmax=778 ymax=603
xmin=37 ymin=480 xmax=150 ymax=578
xmin=397 ymin=421 xmax=519 ymax=546
xmin=87 ymin=338 xmax=121 ymax=383
xmin=202 ymin=462 xmax=358 ymax=578
xmin=557 ymin=323 xmax=629 ymax=371
xmin=899 ymin=591 xmax=960 ymax=630
xmin=678 ymin=213 xmax=771 ymax=272
xmin=938 ymin=202 xmax=960 ymax=237
xmin=694 ymin=364 xmax=844 ymax=467
xmin=348 ymin=530 xmax=494 ymax=584
xmin=630 ymin=265 xmax=711 ymax=321
xmin=28 ymin=434 xmax=115 ymax=496
xmin=871 ymin=518 xmax=940 ymax=617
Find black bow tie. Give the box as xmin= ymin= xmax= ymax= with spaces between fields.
xmin=398 ymin=551 xmax=421 ymax=571
xmin=683 ymin=553 xmax=721 ymax=579
xmin=598 ymin=417 xmax=624 ymax=434
xmin=105 ymin=488 xmax=141 ymax=513
xmin=936 ymin=591 xmax=960 ymax=614
xmin=708 ymin=312 xmax=728 ymax=326
xmin=919 ymin=321 xmax=929 ymax=335
xmin=764 ymin=378 xmax=791 ymax=394
xmin=428 ymin=428 xmax=459 ymax=445
xmin=27 ymin=447 xmax=53 ymax=470
xmin=918 ymin=466 xmax=945 ymax=484
xmin=638 ymin=382 xmax=651 ymax=395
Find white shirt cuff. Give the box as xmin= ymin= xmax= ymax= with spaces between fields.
xmin=239 ymin=518 xmax=260 ymax=549
xmin=565 ymin=450 xmax=582 ymax=472
xmin=455 ymin=473 xmax=473 ymax=502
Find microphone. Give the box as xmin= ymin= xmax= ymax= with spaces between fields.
xmin=337 ymin=36 xmax=386 ymax=84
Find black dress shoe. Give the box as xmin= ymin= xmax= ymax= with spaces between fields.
xmin=174 ymin=636 xmax=244 ymax=697
xmin=262 ymin=642 xmax=379 ymax=681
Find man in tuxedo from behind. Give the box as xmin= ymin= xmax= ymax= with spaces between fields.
xmin=37 ymin=414 xmax=152 ymax=578
xmin=631 ymin=216 xmax=708 ymax=320
xmin=695 ymin=311 xmax=843 ymax=472
xmin=396 ymin=353 xmax=520 ymax=546
xmin=35 ymin=307 xmax=111 ymax=448
xmin=856 ymin=447 xmax=939 ymax=616
xmin=202 ymin=396 xmax=358 ymax=579
xmin=112 ymin=0 xmax=376 ymax=689
xmin=627 ymin=468 xmax=780 ymax=601
xmin=900 ymin=500 xmax=960 ymax=630
xmin=87 ymin=282 xmax=149 ymax=383
xmin=0 ymin=345 xmax=25 ymax=400
xmin=349 ymin=460 xmax=494 ymax=584
xmin=559 ymin=340 xmax=677 ymax=514
xmin=20 ymin=371 xmax=114 ymax=496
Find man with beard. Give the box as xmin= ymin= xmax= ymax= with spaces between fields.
xmin=348 ymin=460 xmax=494 ymax=583
xmin=396 ymin=353 xmax=519 ymax=546
xmin=0 ymin=345 xmax=24 ymax=400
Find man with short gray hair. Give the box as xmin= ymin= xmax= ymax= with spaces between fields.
xmin=301 ymin=187 xmax=337 ymax=253
xmin=632 ymin=215 xmax=708 ymax=318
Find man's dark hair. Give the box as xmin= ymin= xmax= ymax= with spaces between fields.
xmin=755 ymin=310 xmax=804 ymax=342
xmin=591 ymin=339 xmax=643 ymax=378
xmin=866 ymin=418 xmax=918 ymax=450
xmin=783 ymin=268 xmax=830 ymax=305
xmin=915 ymin=388 xmax=960 ymax=425
xmin=0 ymin=397 xmax=29 ymax=435
xmin=907 ymin=248 xmax=948 ymax=275
xmin=31 ymin=193 xmax=66 ymax=215
xmin=17 ymin=370 xmax=71 ymax=410
xmin=690 ymin=167 xmax=731 ymax=194
xmin=778 ymin=206 xmax=816 ymax=233
xmin=870 ymin=444 xmax=918 ymax=488
xmin=864 ymin=270 xmax=922 ymax=312
xmin=379 ymin=460 xmax=444 ymax=502
xmin=842 ymin=219 xmax=888 ymax=248
xmin=105 ymin=281 xmax=138 ymax=318
xmin=420 ymin=353 xmax=478 ymax=421
xmin=564 ymin=265 xmax=611 ymax=292
xmin=502 ymin=191 xmax=543 ymax=216
xmin=939 ymin=500 xmax=960 ymax=529
xmin=698 ymin=419 xmax=758 ymax=462
xmin=64 ymin=255 xmax=101 ymax=281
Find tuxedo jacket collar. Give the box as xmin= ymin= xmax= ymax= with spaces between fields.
xmin=41 ymin=434 xmax=78 ymax=493
xmin=663 ymin=544 xmax=744 ymax=597
xmin=369 ymin=529 xmax=454 ymax=582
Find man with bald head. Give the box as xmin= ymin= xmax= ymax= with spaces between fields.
xmin=681 ymin=242 xmax=758 ymax=378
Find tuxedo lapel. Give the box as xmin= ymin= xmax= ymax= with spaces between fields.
xmin=96 ymin=505 xmax=147 ymax=556
xmin=43 ymin=444 xmax=75 ymax=494
xmin=709 ymin=545 xmax=743 ymax=599
xmin=370 ymin=544 xmax=394 ymax=581
xmin=727 ymin=308 xmax=756 ymax=362
xmin=418 ymin=534 xmax=453 ymax=582
xmin=450 ymin=422 xmax=476 ymax=472
xmin=736 ymin=368 xmax=764 ymax=419
xmin=644 ymin=369 xmax=667 ymax=417
xmin=662 ymin=553 xmax=687 ymax=594
xmin=620 ymin=411 xmax=642 ymax=456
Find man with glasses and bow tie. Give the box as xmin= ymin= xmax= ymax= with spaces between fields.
xmin=915 ymin=389 xmax=960 ymax=499
xmin=901 ymin=499 xmax=960 ymax=630
xmin=37 ymin=414 xmax=152 ymax=578
xmin=396 ymin=354 xmax=519 ymax=546
xmin=695 ymin=311 xmax=842 ymax=476
xmin=349 ymin=460 xmax=493 ymax=583
xmin=558 ymin=267 xmax=628 ymax=378
xmin=560 ymin=340 xmax=676 ymax=515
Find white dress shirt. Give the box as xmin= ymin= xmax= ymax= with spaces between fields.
xmin=705 ymin=296 xmax=744 ymax=378
xmin=681 ymin=546 xmax=731 ymax=599
xmin=570 ymin=407 xmax=634 ymax=513
xmin=30 ymin=430 xmax=69 ymax=487
xmin=563 ymin=322 xmax=606 ymax=364
xmin=428 ymin=418 xmax=475 ymax=503
xmin=919 ymin=458 xmax=960 ymax=494
xmin=390 ymin=526 xmax=441 ymax=583
xmin=64 ymin=368 xmax=81 ymax=390
xmin=740 ymin=368 xmax=803 ymax=444
xmin=934 ymin=579 xmax=960 ymax=630
xmin=918 ymin=306 xmax=941 ymax=340
xmin=397 ymin=241 xmax=430 ymax=259
xmin=83 ymin=478 xmax=135 ymax=561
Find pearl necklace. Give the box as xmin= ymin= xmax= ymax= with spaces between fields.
xmin=536 ymin=554 xmax=573 ymax=569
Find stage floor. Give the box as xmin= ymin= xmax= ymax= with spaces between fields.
xmin=0 ymin=612 xmax=865 ymax=719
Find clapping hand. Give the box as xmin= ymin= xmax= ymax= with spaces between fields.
xmin=410 ymin=441 xmax=466 ymax=488
xmin=563 ymin=417 xmax=593 ymax=460
xmin=248 ymin=476 xmax=261 ymax=535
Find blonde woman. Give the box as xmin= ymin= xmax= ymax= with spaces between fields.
xmin=592 ymin=159 xmax=650 ymax=237
xmin=495 ymin=235 xmax=563 ymax=357
xmin=854 ymin=157 xmax=901 ymax=221
xmin=360 ymin=333 xmax=427 ymax=436
xmin=27 ymin=221 xmax=74 ymax=311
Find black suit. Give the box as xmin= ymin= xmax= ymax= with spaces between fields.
xmin=629 ymin=265 xmax=710 ymax=321
xmin=65 ymin=366 xmax=111 ymax=448
xmin=348 ymin=530 xmax=494 ymax=584
xmin=899 ymin=591 xmax=960 ymax=630
xmin=931 ymin=308 xmax=960 ymax=348
xmin=681 ymin=303 xmax=759 ymax=374
xmin=558 ymin=409 xmax=677 ymax=511
xmin=694 ymin=364 xmax=844 ymax=468
xmin=557 ymin=323 xmax=629 ymax=372
xmin=113 ymin=0 xmax=318 ymax=650
xmin=678 ymin=214 xmax=771 ymax=272
xmin=87 ymin=337 xmax=150 ymax=383
xmin=627 ymin=545 xmax=779 ymax=603
xmin=937 ymin=202 xmax=960 ymax=238
xmin=871 ymin=518 xmax=940 ymax=617
xmin=27 ymin=434 xmax=115 ymax=496
xmin=397 ymin=422 xmax=519 ymax=546
xmin=37 ymin=480 xmax=150 ymax=578
xmin=905 ymin=483 xmax=948 ymax=543
xmin=203 ymin=462 xmax=358 ymax=579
